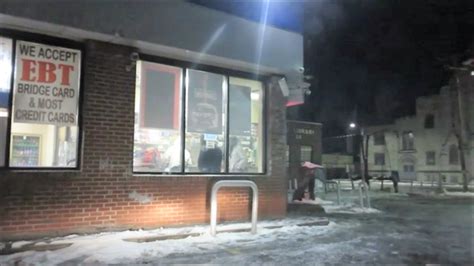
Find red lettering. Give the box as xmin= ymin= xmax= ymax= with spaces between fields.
xmin=21 ymin=59 xmax=36 ymax=81
xmin=58 ymin=64 xmax=74 ymax=85
xmin=37 ymin=62 xmax=56 ymax=83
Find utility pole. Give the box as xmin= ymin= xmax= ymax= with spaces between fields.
xmin=445 ymin=63 xmax=471 ymax=192
xmin=454 ymin=74 xmax=469 ymax=192
xmin=359 ymin=127 xmax=370 ymax=186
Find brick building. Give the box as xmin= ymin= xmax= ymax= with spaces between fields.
xmin=0 ymin=2 xmax=305 ymax=240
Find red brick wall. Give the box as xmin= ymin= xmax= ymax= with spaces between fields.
xmin=0 ymin=40 xmax=288 ymax=240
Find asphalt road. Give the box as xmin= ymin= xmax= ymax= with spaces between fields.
xmin=323 ymin=195 xmax=474 ymax=265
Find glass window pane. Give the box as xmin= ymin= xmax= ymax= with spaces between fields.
xmin=449 ymin=144 xmax=458 ymax=165
xmin=134 ymin=61 xmax=183 ymax=173
xmin=185 ymin=69 xmax=226 ymax=173
xmin=228 ymin=77 xmax=264 ymax=173
xmin=10 ymin=41 xmax=81 ymax=168
xmin=300 ymin=146 xmax=312 ymax=162
xmin=0 ymin=36 xmax=12 ymax=167
xmin=426 ymin=151 xmax=435 ymax=165
xmin=375 ymin=153 xmax=385 ymax=165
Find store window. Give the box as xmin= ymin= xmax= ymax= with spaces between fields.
xmin=133 ymin=61 xmax=266 ymax=175
xmin=228 ymin=77 xmax=264 ymax=173
xmin=133 ymin=61 xmax=183 ymax=172
xmin=185 ymin=69 xmax=226 ymax=173
xmin=0 ymin=37 xmax=12 ymax=167
xmin=9 ymin=40 xmax=81 ymax=168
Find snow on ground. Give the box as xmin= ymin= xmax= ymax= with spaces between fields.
xmin=0 ymin=218 xmax=342 ymax=265
xmin=290 ymin=195 xmax=382 ymax=214
xmin=442 ymin=189 xmax=474 ymax=197
xmin=10 ymin=241 xmax=32 ymax=249
xmin=322 ymin=204 xmax=382 ymax=214
xmin=2 ymin=189 xmax=471 ymax=265
xmin=290 ymin=197 xmax=333 ymax=205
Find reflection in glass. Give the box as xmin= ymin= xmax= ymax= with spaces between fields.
xmin=185 ymin=69 xmax=226 ymax=173
xmin=133 ymin=61 xmax=184 ymax=172
xmin=228 ymin=77 xmax=264 ymax=173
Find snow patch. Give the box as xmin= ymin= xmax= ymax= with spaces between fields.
xmin=291 ymin=197 xmax=334 ymax=205
xmin=442 ymin=190 xmax=474 ymax=198
xmin=11 ymin=241 xmax=32 ymax=249
xmin=0 ymin=218 xmax=339 ymax=265
xmin=322 ymin=203 xmax=381 ymax=214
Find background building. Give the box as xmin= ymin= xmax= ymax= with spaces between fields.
xmin=365 ymin=68 xmax=473 ymax=183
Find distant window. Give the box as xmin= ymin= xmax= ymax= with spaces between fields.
xmin=373 ymin=132 xmax=385 ymax=145
xmin=300 ymin=145 xmax=313 ymax=163
xmin=426 ymin=151 xmax=436 ymax=165
xmin=441 ymin=175 xmax=447 ymax=182
xmin=402 ymin=131 xmax=415 ymax=150
xmin=403 ymin=164 xmax=415 ymax=173
xmin=374 ymin=153 xmax=385 ymax=165
xmin=449 ymin=144 xmax=458 ymax=165
xmin=424 ymin=114 xmax=435 ymax=129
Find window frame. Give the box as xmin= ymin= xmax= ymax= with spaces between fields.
xmin=134 ymin=53 xmax=269 ymax=176
xmin=0 ymin=29 xmax=85 ymax=171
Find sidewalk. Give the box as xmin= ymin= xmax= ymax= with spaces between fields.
xmin=0 ymin=216 xmax=336 ymax=265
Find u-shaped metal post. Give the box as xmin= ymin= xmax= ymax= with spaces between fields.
xmin=210 ymin=180 xmax=258 ymax=236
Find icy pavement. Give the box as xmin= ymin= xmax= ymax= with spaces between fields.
xmin=1 ymin=193 xmax=473 ymax=265
xmin=0 ymin=217 xmax=341 ymax=265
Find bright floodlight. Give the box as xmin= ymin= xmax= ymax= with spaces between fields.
xmin=349 ymin=123 xmax=356 ymax=129
xmin=471 ymin=71 xmax=474 ymax=76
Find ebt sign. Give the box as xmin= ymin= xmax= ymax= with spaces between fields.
xmin=13 ymin=40 xmax=81 ymax=126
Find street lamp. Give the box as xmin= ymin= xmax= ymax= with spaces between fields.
xmin=348 ymin=122 xmax=369 ymax=186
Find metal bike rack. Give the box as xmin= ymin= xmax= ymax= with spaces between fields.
xmin=335 ymin=180 xmax=341 ymax=205
xmin=210 ymin=180 xmax=258 ymax=236
xmin=358 ymin=181 xmax=371 ymax=208
xmin=314 ymin=178 xmax=341 ymax=205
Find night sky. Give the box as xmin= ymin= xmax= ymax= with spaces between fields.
xmin=301 ymin=0 xmax=474 ymax=137
xmin=191 ymin=0 xmax=474 ymax=137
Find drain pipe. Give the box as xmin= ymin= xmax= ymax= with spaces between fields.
xmin=210 ymin=180 xmax=258 ymax=236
